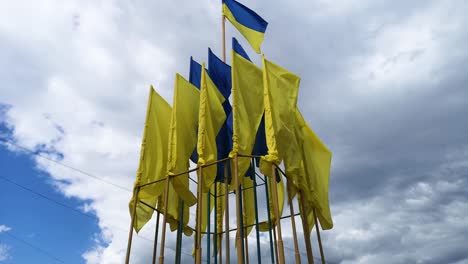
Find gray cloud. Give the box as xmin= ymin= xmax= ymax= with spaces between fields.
xmin=1 ymin=0 xmax=467 ymax=263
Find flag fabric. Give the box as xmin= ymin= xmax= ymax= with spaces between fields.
xmin=297 ymin=111 xmax=333 ymax=230
xmin=197 ymin=64 xmax=227 ymax=192
xmin=208 ymin=48 xmax=232 ymax=183
xmin=129 ymin=86 xmax=171 ymax=233
xmin=189 ymin=57 xmax=202 ymax=163
xmin=189 ymin=57 xmax=202 ymax=89
xmin=229 ymin=50 xmax=264 ymax=182
xmin=233 ymin=37 xmax=269 ymax=164
xmin=258 ymin=173 xmax=285 ymax=231
xmin=167 ymin=73 xmax=200 ymax=207
xmin=161 ymin=185 xmax=193 ymax=236
xmin=222 ymin=0 xmax=268 ymax=53
xmin=259 ymin=56 xmax=301 ymax=175
xmin=232 ymin=37 xmax=251 ymax=61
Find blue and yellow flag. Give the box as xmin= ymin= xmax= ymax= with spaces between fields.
xmin=222 ymin=0 xmax=268 ymax=53
xmin=197 ymin=64 xmax=227 ymax=192
xmin=208 ymin=49 xmax=232 ymax=183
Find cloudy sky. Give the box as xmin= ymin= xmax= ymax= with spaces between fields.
xmin=1 ymin=0 xmax=468 ymax=263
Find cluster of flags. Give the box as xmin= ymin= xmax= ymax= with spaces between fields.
xmin=129 ymin=0 xmax=332 ymax=250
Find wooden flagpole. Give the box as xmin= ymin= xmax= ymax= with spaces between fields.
xmin=313 ymin=208 xmax=326 ymax=264
xmin=234 ymin=155 xmax=244 ymax=263
xmin=175 ymin=199 xmax=184 ymax=264
xmin=299 ymin=192 xmax=314 ymax=264
xmin=152 ymin=210 xmax=161 ymax=264
xmin=287 ymin=182 xmax=301 ymax=264
xmin=270 ymin=166 xmax=285 ymax=264
xmin=264 ymin=175 xmax=276 ymax=263
xmin=252 ymin=161 xmax=262 ymax=264
xmin=224 ymin=162 xmax=230 ymax=264
xmin=125 ymin=187 xmax=140 ymax=264
xmin=196 ymin=167 xmax=204 ymax=264
xmin=158 ymin=177 xmax=172 ymax=264
xmin=207 ymin=190 xmax=211 ymax=264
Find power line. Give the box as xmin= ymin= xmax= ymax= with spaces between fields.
xmin=0 ymin=137 xmax=132 ymax=192
xmin=2 ymin=231 xmax=65 ymax=263
xmin=0 ymin=174 xmax=193 ymax=259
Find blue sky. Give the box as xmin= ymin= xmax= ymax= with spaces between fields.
xmin=1 ymin=0 xmax=468 ymax=263
xmin=0 ymin=123 xmax=100 ymax=264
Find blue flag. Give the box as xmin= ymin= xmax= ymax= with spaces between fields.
xmin=208 ymin=49 xmax=233 ymax=183
xmin=189 ymin=57 xmax=202 ymax=163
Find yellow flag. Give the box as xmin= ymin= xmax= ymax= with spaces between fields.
xmin=129 ymin=86 xmax=171 ymax=233
xmin=297 ymin=112 xmax=333 ymax=230
xmin=258 ymin=174 xmax=285 ymax=231
xmin=259 ymin=56 xmax=301 ymax=175
xmin=167 ymin=73 xmax=199 ymax=207
xmin=197 ymin=65 xmax=226 ymax=192
xmin=242 ymin=177 xmax=255 ymax=237
xmin=162 ymin=184 xmax=193 ymax=236
xmin=215 ymin=182 xmax=226 ymax=254
xmin=230 ymin=50 xmax=264 ymax=180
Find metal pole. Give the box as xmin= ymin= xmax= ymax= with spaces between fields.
xmin=158 ymin=177 xmax=172 ymax=264
xmin=264 ymin=176 xmax=275 ymax=264
xmin=152 ymin=211 xmax=161 ymax=264
xmin=125 ymin=187 xmax=140 ymax=264
xmin=313 ymin=208 xmax=326 ymax=264
xmin=270 ymin=166 xmax=285 ymax=264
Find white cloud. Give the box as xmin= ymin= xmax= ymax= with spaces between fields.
xmin=0 ymin=244 xmax=10 ymax=262
xmin=1 ymin=0 xmax=468 ymax=263
xmin=0 ymin=225 xmax=11 ymax=233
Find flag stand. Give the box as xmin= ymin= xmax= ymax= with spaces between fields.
xmin=125 ymin=187 xmax=140 ymax=264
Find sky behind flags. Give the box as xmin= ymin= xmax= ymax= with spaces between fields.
xmin=1 ymin=0 xmax=468 ymax=263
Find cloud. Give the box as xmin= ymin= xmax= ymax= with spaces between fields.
xmin=0 ymin=244 xmax=11 ymax=262
xmin=1 ymin=0 xmax=468 ymax=263
xmin=0 ymin=225 xmax=11 ymax=233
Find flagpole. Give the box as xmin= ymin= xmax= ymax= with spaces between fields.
xmin=252 ymin=161 xmax=262 ymax=264
xmin=270 ymin=166 xmax=285 ymax=264
xmin=158 ymin=177 xmax=172 ymax=264
xmin=264 ymin=175 xmax=276 ymax=263
xmin=214 ymin=183 xmax=218 ymax=264
xmin=287 ymin=182 xmax=301 ymax=264
xmin=125 ymin=187 xmax=139 ymax=264
xmin=175 ymin=199 xmax=184 ymax=264
xmin=299 ymin=192 xmax=314 ymax=264
xmin=224 ymin=162 xmax=230 ymax=264
xmin=234 ymin=155 xmax=244 ymax=264
xmin=207 ymin=190 xmax=211 ymax=264
xmin=313 ymin=208 xmax=326 ymax=264
xmin=152 ymin=210 xmax=161 ymax=264
xmin=222 ymin=16 xmax=226 ymax=62
xmin=273 ymin=225 xmax=279 ymax=263
xmin=196 ymin=167 xmax=204 ymax=264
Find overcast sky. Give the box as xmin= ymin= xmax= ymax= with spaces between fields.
xmin=1 ymin=0 xmax=468 ymax=263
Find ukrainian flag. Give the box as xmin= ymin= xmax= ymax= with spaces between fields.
xmin=222 ymin=0 xmax=268 ymax=53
